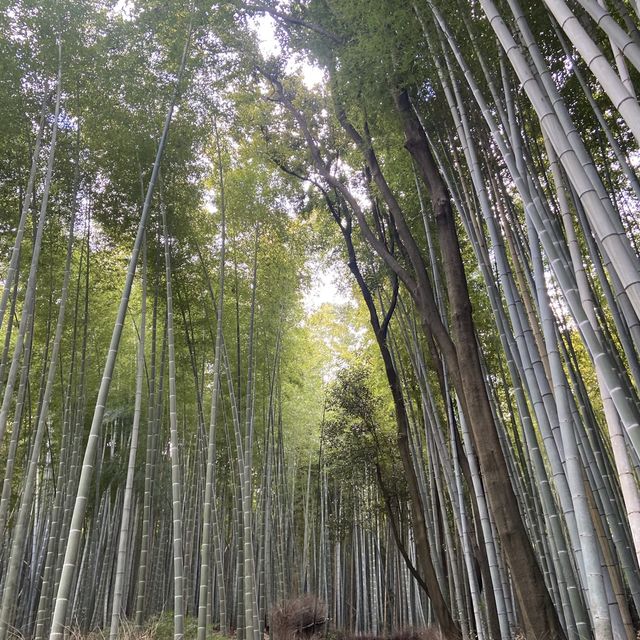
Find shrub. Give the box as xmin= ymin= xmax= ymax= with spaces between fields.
xmin=269 ymin=595 xmax=328 ymax=640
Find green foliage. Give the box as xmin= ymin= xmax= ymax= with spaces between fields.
xmin=322 ymin=360 xmax=405 ymax=535
xmin=150 ymin=611 xmax=204 ymax=640
xmin=74 ymin=611 xmax=227 ymax=639
xmin=3 ymin=0 xmax=640 ymax=636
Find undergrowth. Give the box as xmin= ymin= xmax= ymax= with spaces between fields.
xmin=62 ymin=613 xmax=224 ymax=640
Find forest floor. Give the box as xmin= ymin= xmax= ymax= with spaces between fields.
xmin=78 ymin=614 xmax=226 ymax=640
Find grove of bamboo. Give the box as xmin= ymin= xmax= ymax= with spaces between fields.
xmin=1 ymin=2 xmax=640 ymax=640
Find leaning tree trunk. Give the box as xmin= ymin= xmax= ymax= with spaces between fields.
xmin=394 ymin=87 xmax=567 ymax=640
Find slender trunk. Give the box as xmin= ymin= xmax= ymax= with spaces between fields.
xmin=48 ymin=28 xmax=190 ymax=638
xmin=197 ymin=118 xmax=227 ymax=640
xmin=162 ymin=199 xmax=185 ymax=640
xmin=109 ymin=242 xmax=147 ymax=639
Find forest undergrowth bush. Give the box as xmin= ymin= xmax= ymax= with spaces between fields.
xmin=270 ymin=594 xmax=328 ymax=640
xmin=269 ymin=596 xmax=444 ymax=640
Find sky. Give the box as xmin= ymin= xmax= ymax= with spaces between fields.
xmin=302 ymin=256 xmax=351 ymax=314
xmin=249 ymin=12 xmax=326 ymax=88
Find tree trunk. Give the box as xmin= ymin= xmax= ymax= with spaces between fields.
xmin=394 ymin=87 xmax=566 ymax=640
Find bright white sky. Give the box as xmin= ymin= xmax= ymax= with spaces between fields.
xmin=249 ymin=13 xmax=325 ymax=88
xmin=302 ymin=256 xmax=351 ymax=314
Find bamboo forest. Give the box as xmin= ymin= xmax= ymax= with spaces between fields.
xmin=4 ymin=0 xmax=640 ymax=639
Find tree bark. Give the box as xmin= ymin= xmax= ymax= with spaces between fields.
xmin=337 ymin=209 xmax=461 ymax=640
xmin=394 ymin=88 xmax=566 ymax=640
